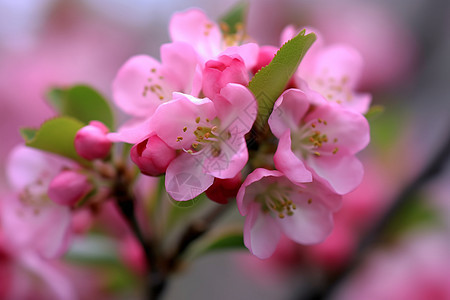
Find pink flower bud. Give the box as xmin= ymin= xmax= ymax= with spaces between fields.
xmin=48 ymin=170 xmax=92 ymax=206
xmin=131 ymin=135 xmax=176 ymax=176
xmin=202 ymin=54 xmax=249 ymax=99
xmin=251 ymin=46 xmax=277 ymax=74
xmin=74 ymin=121 xmax=112 ymax=160
xmin=205 ymin=173 xmax=242 ymax=204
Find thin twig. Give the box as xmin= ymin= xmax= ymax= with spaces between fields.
xmin=165 ymin=203 xmax=230 ymax=272
xmin=113 ymin=162 xmax=164 ymax=300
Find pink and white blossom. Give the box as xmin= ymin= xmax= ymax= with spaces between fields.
xmin=150 ymin=83 xmax=256 ymax=201
xmin=4 ymin=146 xmax=74 ymax=258
xmin=269 ymin=89 xmax=370 ymax=195
xmin=282 ymin=26 xmax=371 ymax=114
xmin=111 ymin=42 xmax=202 ymax=125
xmin=169 ymin=8 xmax=259 ymax=71
xmin=237 ymin=168 xmax=341 ymax=259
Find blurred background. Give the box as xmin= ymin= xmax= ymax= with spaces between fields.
xmin=0 ymin=0 xmax=449 ymax=299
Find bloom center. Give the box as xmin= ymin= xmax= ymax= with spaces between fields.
xmin=311 ymin=70 xmax=352 ymax=105
xmin=291 ymin=118 xmax=339 ymax=158
xmin=177 ymin=116 xmax=230 ymax=157
xmin=256 ymin=186 xmax=296 ymax=219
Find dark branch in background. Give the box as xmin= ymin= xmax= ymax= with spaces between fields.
xmin=113 ymin=161 xmax=164 ymax=300
xmin=113 ymin=160 xmax=230 ymax=300
xmin=164 ymin=204 xmax=229 ymax=272
xmin=298 ymin=130 xmax=450 ymax=300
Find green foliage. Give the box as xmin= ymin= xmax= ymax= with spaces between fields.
xmin=384 ymin=194 xmax=441 ymax=240
xmin=188 ymin=225 xmax=245 ymax=259
xmin=166 ymin=193 xmax=208 ymax=230
xmin=220 ymin=1 xmax=248 ymax=34
xmin=369 ymin=104 xmax=408 ymax=153
xmin=47 ymin=85 xmax=115 ymax=130
xmin=365 ymin=105 xmax=385 ymax=122
xmin=249 ymin=30 xmax=316 ymax=130
xmin=21 ymin=117 xmax=90 ymax=166
xmin=19 ymin=128 xmax=37 ymax=141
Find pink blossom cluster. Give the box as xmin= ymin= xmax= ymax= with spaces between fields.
xmin=110 ymin=9 xmax=371 ymax=259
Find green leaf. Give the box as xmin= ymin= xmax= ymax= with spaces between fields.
xmin=23 ymin=117 xmax=90 ymax=166
xmin=166 ymin=193 xmax=208 ymax=230
xmin=365 ymin=105 xmax=385 ymax=122
xmin=20 ymin=127 xmax=37 ymax=141
xmin=383 ymin=194 xmax=441 ymax=240
xmin=187 ymin=225 xmax=245 ymax=260
xmin=47 ymin=85 xmax=115 ymax=130
xmin=249 ymin=30 xmax=316 ymax=131
xmin=220 ymin=1 xmax=248 ymax=34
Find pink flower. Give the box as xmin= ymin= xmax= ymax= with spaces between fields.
xmin=74 ymin=121 xmax=112 ymax=160
xmin=149 ymin=83 xmax=256 ymax=201
xmin=48 ymin=170 xmax=92 ymax=206
xmin=4 ymin=146 xmax=74 ymax=258
xmin=237 ymin=168 xmax=341 ymax=259
xmin=202 ymin=54 xmax=249 ymax=99
xmin=282 ymin=27 xmax=371 ymax=114
xmin=169 ymin=8 xmax=259 ymax=68
xmin=269 ymin=89 xmax=370 ymax=194
xmin=130 ymin=135 xmax=177 ymax=176
xmin=112 ymin=42 xmax=201 ymax=121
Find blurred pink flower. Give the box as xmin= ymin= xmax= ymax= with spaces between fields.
xmin=112 ymin=42 xmax=201 ymax=120
xmin=169 ymin=8 xmax=259 ymax=68
xmin=3 ymin=146 xmax=75 ymax=258
xmin=334 ymin=232 xmax=450 ymax=300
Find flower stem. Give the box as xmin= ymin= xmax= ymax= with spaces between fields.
xmin=113 ymin=161 xmax=164 ymax=300
xmin=113 ymin=160 xmax=230 ymax=299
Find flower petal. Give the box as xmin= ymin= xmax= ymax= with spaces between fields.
xmin=244 ymin=203 xmax=281 ymax=259
xmin=169 ymin=8 xmax=222 ymax=59
xmin=215 ymin=83 xmax=257 ymax=136
xmin=112 ymin=55 xmax=174 ymax=118
xmin=107 ymin=117 xmax=153 ymax=144
xmin=221 ymin=43 xmax=260 ymax=69
xmin=1 ymin=195 xmax=72 ymax=258
xmin=277 ymin=193 xmax=334 ymax=245
xmin=6 ymin=146 xmax=71 ymax=191
xmin=269 ymin=89 xmax=310 ymax=138
xmin=203 ymin=135 xmax=248 ymax=179
xmin=165 ymin=153 xmax=214 ymax=201
xmin=236 ymin=168 xmax=283 ymax=216
xmin=274 ymin=130 xmax=312 ymax=184
xmin=160 ymin=41 xmax=201 ymax=95
xmin=308 ymin=153 xmax=364 ymax=195
xmin=150 ymin=93 xmax=216 ymax=149
xmin=304 ymin=103 xmax=370 ymax=154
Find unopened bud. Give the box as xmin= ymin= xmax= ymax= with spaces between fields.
xmin=251 ymin=46 xmax=277 ymax=74
xmin=202 ymin=54 xmax=249 ymax=99
xmin=131 ymin=135 xmax=176 ymax=176
xmin=205 ymin=173 xmax=242 ymax=204
xmin=48 ymin=170 xmax=92 ymax=206
xmin=75 ymin=121 xmax=112 ymax=160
